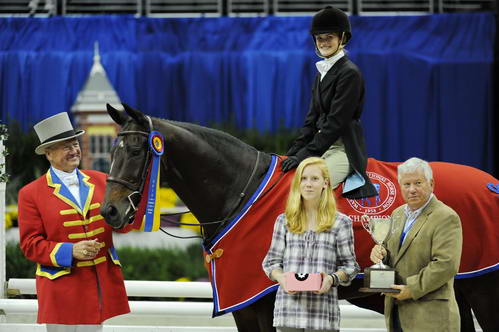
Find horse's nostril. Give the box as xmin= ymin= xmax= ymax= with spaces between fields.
xmin=107 ymin=205 xmax=118 ymax=217
xmin=102 ymin=204 xmax=118 ymax=219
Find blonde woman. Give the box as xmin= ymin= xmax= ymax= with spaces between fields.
xmin=263 ymin=157 xmax=359 ymax=332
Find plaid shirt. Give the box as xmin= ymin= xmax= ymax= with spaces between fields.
xmin=262 ymin=212 xmax=359 ymax=330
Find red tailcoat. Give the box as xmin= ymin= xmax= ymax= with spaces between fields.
xmin=18 ymin=169 xmax=135 ymax=324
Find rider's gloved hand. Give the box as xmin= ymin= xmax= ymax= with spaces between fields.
xmin=281 ymin=156 xmax=299 ymax=172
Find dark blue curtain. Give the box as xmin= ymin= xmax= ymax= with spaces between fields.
xmin=0 ymin=14 xmax=495 ymax=174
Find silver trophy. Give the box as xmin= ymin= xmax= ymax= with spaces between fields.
xmin=360 ymin=215 xmax=399 ymax=293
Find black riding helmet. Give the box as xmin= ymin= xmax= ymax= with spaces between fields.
xmin=310 ymin=6 xmax=352 ymax=45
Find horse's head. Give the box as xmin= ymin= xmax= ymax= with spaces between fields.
xmin=101 ymin=102 xmax=274 ymax=240
xmin=101 ymin=103 xmax=153 ymax=229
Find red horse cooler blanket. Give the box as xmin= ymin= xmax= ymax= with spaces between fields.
xmin=203 ymin=155 xmax=499 ymax=316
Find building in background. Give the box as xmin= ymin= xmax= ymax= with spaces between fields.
xmin=71 ymin=43 xmax=121 ymax=172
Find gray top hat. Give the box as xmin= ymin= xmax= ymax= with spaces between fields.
xmin=34 ymin=112 xmax=85 ymax=155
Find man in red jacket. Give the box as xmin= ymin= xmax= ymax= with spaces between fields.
xmin=18 ymin=112 xmax=135 ymax=332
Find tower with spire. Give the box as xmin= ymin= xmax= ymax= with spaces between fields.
xmin=71 ymin=42 xmax=122 ymax=172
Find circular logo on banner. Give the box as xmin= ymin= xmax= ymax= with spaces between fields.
xmin=150 ymin=133 xmax=164 ymax=156
xmin=346 ymin=172 xmax=397 ymax=215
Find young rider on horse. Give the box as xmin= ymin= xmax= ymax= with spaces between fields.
xmin=282 ymin=6 xmax=377 ymax=200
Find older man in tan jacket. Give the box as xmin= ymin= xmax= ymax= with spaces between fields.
xmin=370 ymin=157 xmax=462 ymax=332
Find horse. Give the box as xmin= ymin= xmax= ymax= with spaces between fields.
xmin=101 ymin=104 xmax=499 ymax=332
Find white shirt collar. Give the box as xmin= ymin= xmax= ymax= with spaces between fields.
xmin=315 ymin=50 xmax=345 ymax=81
xmin=51 ymin=167 xmax=79 ymax=186
xmin=404 ymin=193 xmax=435 ymax=219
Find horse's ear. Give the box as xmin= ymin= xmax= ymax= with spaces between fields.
xmin=106 ymin=103 xmax=127 ymax=125
xmin=122 ymin=103 xmax=150 ymax=130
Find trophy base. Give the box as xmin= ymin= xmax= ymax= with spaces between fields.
xmin=361 ymin=266 xmax=400 ymax=293
xmin=359 ymin=287 xmax=400 ymax=293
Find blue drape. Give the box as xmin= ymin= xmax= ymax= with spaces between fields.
xmin=0 ymin=14 xmax=495 ymax=174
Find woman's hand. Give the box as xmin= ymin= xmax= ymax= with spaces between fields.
xmin=271 ymin=270 xmax=297 ymax=294
xmin=281 ymin=156 xmax=299 ymax=172
xmin=315 ymin=272 xmax=334 ymax=294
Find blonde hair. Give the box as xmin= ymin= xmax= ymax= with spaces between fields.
xmin=285 ymin=157 xmax=337 ymax=234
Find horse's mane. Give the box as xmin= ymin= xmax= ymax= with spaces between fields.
xmin=161 ymin=119 xmax=258 ymax=154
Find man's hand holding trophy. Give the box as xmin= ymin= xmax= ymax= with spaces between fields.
xmin=359 ymin=215 xmax=400 ymax=293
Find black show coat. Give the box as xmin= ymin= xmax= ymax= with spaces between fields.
xmin=287 ymin=56 xmax=377 ymax=199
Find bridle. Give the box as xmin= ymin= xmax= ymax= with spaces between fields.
xmin=107 ymin=116 xmax=154 ymax=223
xmin=106 ymin=116 xmax=276 ymax=244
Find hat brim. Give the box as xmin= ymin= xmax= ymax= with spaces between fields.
xmin=35 ymin=130 xmax=85 ymax=155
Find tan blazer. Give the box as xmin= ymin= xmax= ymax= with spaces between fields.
xmin=384 ymin=196 xmax=462 ymax=332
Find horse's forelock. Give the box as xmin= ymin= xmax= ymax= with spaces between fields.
xmin=122 ymin=116 xmax=149 ymax=132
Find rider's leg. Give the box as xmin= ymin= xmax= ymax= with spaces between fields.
xmin=322 ymin=143 xmax=351 ymax=189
